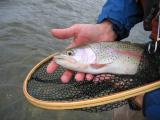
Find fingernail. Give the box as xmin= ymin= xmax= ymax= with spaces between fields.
xmin=50 ymin=29 xmax=57 ymax=35
xmin=46 ymin=62 xmax=54 ymax=73
xmin=86 ymin=74 xmax=94 ymax=81
xmin=86 ymin=76 xmax=92 ymax=81
xmin=46 ymin=61 xmax=58 ymax=73
xmin=75 ymin=74 xmax=83 ymax=82
xmin=61 ymin=75 xmax=69 ymax=83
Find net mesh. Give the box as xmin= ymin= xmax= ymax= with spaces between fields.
xmin=26 ymin=45 xmax=160 ymax=112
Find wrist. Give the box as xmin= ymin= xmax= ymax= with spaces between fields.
xmin=97 ymin=20 xmax=118 ymax=41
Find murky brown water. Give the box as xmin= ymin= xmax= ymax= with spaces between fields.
xmin=0 ymin=0 xmax=150 ymax=120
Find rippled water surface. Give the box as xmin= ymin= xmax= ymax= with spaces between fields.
xmin=0 ymin=0 xmax=113 ymax=120
xmin=0 ymin=0 xmax=150 ymax=120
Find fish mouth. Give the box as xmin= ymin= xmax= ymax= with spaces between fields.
xmin=54 ymin=53 xmax=77 ymax=64
xmin=54 ymin=53 xmax=88 ymax=70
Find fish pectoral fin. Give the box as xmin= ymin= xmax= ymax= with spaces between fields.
xmin=90 ymin=64 xmax=106 ymax=69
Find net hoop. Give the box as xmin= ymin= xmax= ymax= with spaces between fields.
xmin=23 ymin=54 xmax=160 ymax=110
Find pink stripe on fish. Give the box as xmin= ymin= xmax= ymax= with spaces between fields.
xmin=112 ymin=49 xmax=142 ymax=59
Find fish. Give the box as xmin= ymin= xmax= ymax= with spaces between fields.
xmin=26 ymin=41 xmax=160 ymax=112
xmin=54 ymin=41 xmax=144 ymax=75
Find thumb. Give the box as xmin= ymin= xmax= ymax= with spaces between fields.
xmin=51 ymin=25 xmax=76 ymax=39
xmin=67 ymin=42 xmax=77 ymax=49
xmin=67 ymin=36 xmax=88 ymax=49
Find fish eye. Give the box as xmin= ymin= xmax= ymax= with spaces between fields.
xmin=66 ymin=50 xmax=74 ymax=56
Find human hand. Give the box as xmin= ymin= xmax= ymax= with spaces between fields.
xmin=47 ymin=21 xmax=117 ymax=83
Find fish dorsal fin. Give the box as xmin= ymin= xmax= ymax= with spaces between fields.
xmin=90 ymin=64 xmax=106 ymax=69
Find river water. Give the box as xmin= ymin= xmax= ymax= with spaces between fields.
xmin=0 ymin=0 xmax=150 ymax=120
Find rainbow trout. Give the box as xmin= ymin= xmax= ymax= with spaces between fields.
xmin=26 ymin=41 xmax=160 ymax=112
xmin=54 ymin=42 xmax=144 ymax=75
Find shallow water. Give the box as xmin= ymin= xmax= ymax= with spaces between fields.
xmin=0 ymin=0 xmax=150 ymax=120
xmin=0 ymin=0 xmax=113 ymax=120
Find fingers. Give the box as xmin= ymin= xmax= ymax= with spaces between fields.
xmin=62 ymin=71 xmax=93 ymax=83
xmin=86 ymin=73 xmax=94 ymax=81
xmin=67 ymin=36 xmax=88 ymax=49
xmin=75 ymin=73 xmax=94 ymax=82
xmin=66 ymin=42 xmax=77 ymax=49
xmin=47 ymin=60 xmax=94 ymax=83
xmin=75 ymin=72 xmax=85 ymax=82
xmin=61 ymin=70 xmax=74 ymax=83
xmin=47 ymin=60 xmax=59 ymax=73
xmin=46 ymin=59 xmax=93 ymax=83
xmin=51 ymin=25 xmax=76 ymax=39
